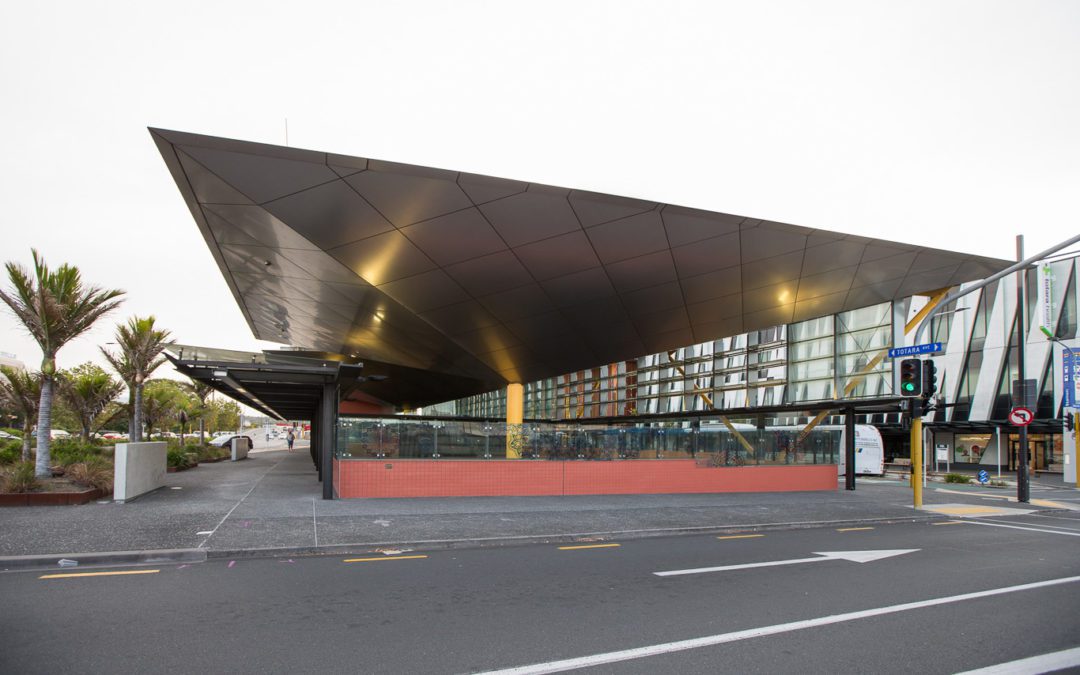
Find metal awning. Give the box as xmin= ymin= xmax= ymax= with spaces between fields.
xmin=152 ymin=128 xmax=1013 ymax=408
xmin=166 ymin=346 xmax=365 ymax=421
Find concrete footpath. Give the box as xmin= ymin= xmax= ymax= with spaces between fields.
xmin=2 ymin=448 xmax=1077 ymax=569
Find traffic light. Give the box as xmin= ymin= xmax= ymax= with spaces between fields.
xmin=922 ymin=359 xmax=938 ymax=399
xmin=899 ymin=358 xmax=922 ymax=398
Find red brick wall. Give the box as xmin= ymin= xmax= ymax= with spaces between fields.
xmin=334 ymin=459 xmax=836 ymax=498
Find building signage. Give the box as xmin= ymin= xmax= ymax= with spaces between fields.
xmin=1039 ymin=263 xmax=1054 ymax=333
xmin=1065 ymin=350 xmax=1078 ymax=409
xmin=1008 ymin=406 xmax=1034 ymax=427
xmin=888 ymin=343 xmax=943 ymax=358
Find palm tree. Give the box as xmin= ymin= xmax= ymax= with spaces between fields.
xmin=0 ymin=366 xmax=42 ymax=461
xmin=58 ymin=363 xmax=124 ymax=443
xmin=0 ymin=251 xmax=124 ymax=476
xmin=101 ymin=316 xmax=171 ymax=442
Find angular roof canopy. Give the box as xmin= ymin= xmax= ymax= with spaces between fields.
xmin=152 ymin=128 xmax=1011 ymax=408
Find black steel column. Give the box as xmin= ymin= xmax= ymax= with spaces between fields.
xmin=321 ymin=382 xmax=337 ymax=500
xmin=313 ymin=401 xmax=322 ymax=480
xmin=845 ymin=407 xmax=856 ymax=491
xmin=1016 ymin=235 xmax=1030 ymax=503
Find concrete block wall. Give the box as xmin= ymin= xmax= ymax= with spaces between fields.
xmin=114 ymin=442 xmax=167 ymax=503
xmin=334 ymin=459 xmax=837 ymax=498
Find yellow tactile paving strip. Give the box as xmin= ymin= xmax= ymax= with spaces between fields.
xmin=918 ymin=503 xmax=1037 ymax=517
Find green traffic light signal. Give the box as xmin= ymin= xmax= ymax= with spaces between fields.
xmin=899 ymin=358 xmax=922 ymax=398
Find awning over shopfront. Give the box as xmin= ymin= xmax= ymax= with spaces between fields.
xmin=152 ymin=128 xmax=1013 ymax=409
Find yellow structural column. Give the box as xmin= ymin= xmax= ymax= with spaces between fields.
xmin=911 ymin=416 xmax=923 ymax=508
xmin=506 ymin=383 xmax=524 ymax=458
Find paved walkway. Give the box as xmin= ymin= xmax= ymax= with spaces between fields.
xmin=2 ymin=448 xmax=1077 ymax=563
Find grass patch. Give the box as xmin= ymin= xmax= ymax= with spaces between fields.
xmin=944 ymin=472 xmax=972 ymax=484
xmin=66 ymin=457 xmax=113 ymax=493
xmin=1 ymin=461 xmax=40 ymax=493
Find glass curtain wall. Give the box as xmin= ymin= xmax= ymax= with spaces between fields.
xmin=452 ymin=301 xmax=892 ymax=420
xmin=337 ymin=415 xmax=843 ymax=466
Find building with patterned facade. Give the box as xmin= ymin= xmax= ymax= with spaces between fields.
xmin=442 ymin=254 xmax=1079 ymax=472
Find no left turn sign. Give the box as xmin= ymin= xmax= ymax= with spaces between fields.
xmin=1008 ymin=406 xmax=1034 ymax=427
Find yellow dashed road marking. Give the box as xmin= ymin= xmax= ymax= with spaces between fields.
xmin=558 ymin=543 xmax=621 ymax=551
xmin=343 ymin=555 xmax=428 ymax=563
xmin=716 ymin=534 xmax=765 ymax=540
xmin=40 ymin=569 xmax=160 ymax=580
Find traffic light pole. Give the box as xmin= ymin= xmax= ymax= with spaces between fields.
xmin=1016 ymin=235 xmax=1030 ymax=503
xmin=910 ymin=398 xmax=923 ymax=508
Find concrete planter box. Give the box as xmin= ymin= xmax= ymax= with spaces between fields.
xmin=0 ymin=488 xmax=103 ymax=507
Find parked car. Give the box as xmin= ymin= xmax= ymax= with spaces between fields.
xmin=210 ymin=434 xmax=253 ymax=449
xmin=0 ymin=430 xmax=19 ymax=440
xmin=49 ymin=429 xmax=71 ymax=439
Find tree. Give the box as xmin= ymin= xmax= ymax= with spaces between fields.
xmin=0 ymin=250 xmax=124 ymax=476
xmin=58 ymin=362 xmax=124 ymax=443
xmin=181 ymin=379 xmax=213 ymax=444
xmin=142 ymin=379 xmax=184 ymax=439
xmin=101 ymin=316 xmax=171 ymax=443
xmin=0 ymin=366 xmax=41 ymax=461
xmin=211 ymin=399 xmax=241 ymax=433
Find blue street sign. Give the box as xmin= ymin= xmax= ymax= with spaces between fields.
xmin=888 ymin=343 xmax=943 ymax=359
xmin=977 ymin=470 xmax=989 ymax=485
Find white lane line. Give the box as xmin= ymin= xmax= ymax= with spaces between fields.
xmin=953 ymin=645 xmax=1080 ymax=674
xmin=655 ymin=550 xmax=917 ymax=577
xmin=475 ymin=575 xmax=1080 ymax=675
xmin=964 ymin=520 xmax=1080 ymax=537
xmin=977 ymin=517 xmax=1080 ymax=532
xmin=198 ymin=454 xmax=289 ymax=548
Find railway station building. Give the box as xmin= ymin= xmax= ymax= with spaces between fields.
xmin=152 ymin=129 xmax=1076 ymax=498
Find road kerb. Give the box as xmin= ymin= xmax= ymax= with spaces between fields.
xmin=0 ymin=548 xmax=207 ymax=573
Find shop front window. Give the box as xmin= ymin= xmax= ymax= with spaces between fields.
xmin=954 ymin=434 xmax=991 ymax=463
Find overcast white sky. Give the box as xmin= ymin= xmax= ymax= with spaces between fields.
xmin=1 ymin=0 xmax=1077 ymax=380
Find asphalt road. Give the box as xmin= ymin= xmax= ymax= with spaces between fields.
xmin=3 ymin=512 xmax=1080 ymax=674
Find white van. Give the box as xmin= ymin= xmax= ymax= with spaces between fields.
xmin=698 ymin=422 xmax=885 ymax=475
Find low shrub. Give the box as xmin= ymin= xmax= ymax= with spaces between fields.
xmin=1 ymin=461 xmax=40 ymax=494
xmin=0 ymin=439 xmax=22 ymax=465
xmin=50 ymin=438 xmax=105 ymax=466
xmin=1 ymin=427 xmax=22 ymax=438
xmin=944 ymin=473 xmax=971 ymax=484
xmin=196 ymin=444 xmax=229 ymax=462
xmin=166 ymin=447 xmax=196 ymax=470
xmin=989 ymin=479 xmax=1008 ymax=487
xmin=66 ymin=457 xmax=114 ymax=493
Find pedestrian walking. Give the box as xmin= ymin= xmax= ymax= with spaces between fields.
xmin=286 ymin=428 xmax=295 ymax=452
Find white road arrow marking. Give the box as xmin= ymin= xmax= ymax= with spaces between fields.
xmin=654 ymin=549 xmax=919 ymax=577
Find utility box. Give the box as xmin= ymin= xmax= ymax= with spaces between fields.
xmin=231 ymin=437 xmax=251 ymax=461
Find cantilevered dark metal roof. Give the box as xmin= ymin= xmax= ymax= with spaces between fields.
xmin=166 ymin=346 xmax=368 ymax=421
xmin=152 ymin=128 xmax=1012 ymax=406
